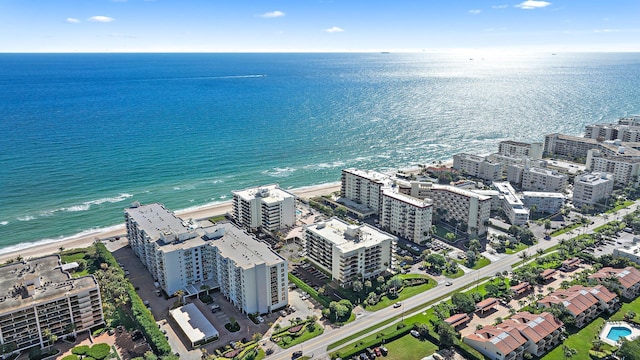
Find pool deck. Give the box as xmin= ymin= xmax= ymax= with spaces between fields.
xmin=599 ymin=321 xmax=640 ymax=346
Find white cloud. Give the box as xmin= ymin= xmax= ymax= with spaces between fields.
xmin=88 ymin=16 xmax=115 ymax=23
xmin=324 ymin=26 xmax=344 ymax=33
xmin=66 ymin=17 xmax=80 ymax=23
xmin=469 ymin=9 xmax=481 ymax=14
xmin=515 ymin=1 xmax=551 ymax=9
xmin=492 ymin=4 xmax=509 ymax=9
xmin=258 ymin=10 xmax=285 ymax=18
xmin=594 ymin=29 xmax=619 ymax=33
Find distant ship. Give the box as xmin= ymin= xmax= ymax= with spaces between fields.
xmin=380 ymin=51 xmax=390 ymax=54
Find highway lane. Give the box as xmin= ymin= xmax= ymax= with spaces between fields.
xmin=269 ymin=202 xmax=640 ymax=360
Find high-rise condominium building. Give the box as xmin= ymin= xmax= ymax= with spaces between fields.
xmin=304 ymin=218 xmax=396 ymax=287
xmin=0 ymin=256 xmax=104 ymax=355
xmin=125 ymin=203 xmax=288 ymax=314
xmin=232 ymin=185 xmax=296 ymax=232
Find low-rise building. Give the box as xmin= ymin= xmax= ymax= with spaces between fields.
xmin=453 ymin=153 xmax=502 ymax=182
xmin=493 ymin=182 xmax=529 ymax=226
xmin=232 ymin=184 xmax=296 ymax=231
xmin=572 ymin=172 xmax=614 ymax=208
xmin=464 ymin=325 xmax=527 ymax=360
xmin=586 ymin=149 xmax=640 ymax=185
xmin=590 ymin=266 xmax=640 ymax=299
xmin=381 ymin=189 xmax=432 ymax=243
xmin=613 ymin=244 xmax=640 ymax=266
xmin=539 ymin=285 xmax=618 ymax=328
xmin=521 ymin=192 xmax=565 ymax=215
xmin=500 ymin=312 xmax=564 ymax=358
xmin=0 ymin=256 xmax=104 ymax=355
xmin=521 ymin=167 xmax=568 ymax=193
xmin=303 ymin=217 xmax=395 ymax=287
xmin=497 ymin=140 xmax=544 ymax=160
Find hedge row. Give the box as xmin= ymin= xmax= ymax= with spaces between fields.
xmin=288 ymin=273 xmax=331 ymax=307
xmin=332 ymin=322 xmax=413 ymax=359
xmin=94 ymin=243 xmax=171 ymax=356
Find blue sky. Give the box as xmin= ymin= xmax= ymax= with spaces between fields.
xmin=1 ymin=0 xmax=638 ymax=52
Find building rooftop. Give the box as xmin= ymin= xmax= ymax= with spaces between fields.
xmin=232 ymin=184 xmax=296 ymax=202
xmin=169 ymin=303 xmax=219 ymax=345
xmin=382 ymin=189 xmax=432 ymax=208
xmin=305 ymin=217 xmax=396 ymax=253
xmin=422 ymin=183 xmax=491 ymax=201
xmin=343 ymin=168 xmax=392 ymax=185
xmin=0 ymin=255 xmax=98 ymax=313
xmin=125 ymin=203 xmax=197 ymax=243
xmin=522 ymin=191 xmax=565 ymax=199
xmin=575 ymin=172 xmax=612 ymax=185
xmin=211 ymin=222 xmax=286 ymax=268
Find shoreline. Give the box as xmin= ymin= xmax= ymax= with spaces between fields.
xmin=0 ymin=181 xmax=341 ymax=264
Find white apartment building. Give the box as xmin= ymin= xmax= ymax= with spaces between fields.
xmin=232 ymin=185 xmax=296 ymax=232
xmin=587 ymin=149 xmax=640 ymax=185
xmin=497 ymin=140 xmax=543 ymax=160
xmin=0 ymin=256 xmax=104 ymax=355
xmin=125 ymin=203 xmax=288 ymax=314
xmin=493 ymin=182 xmax=529 ymax=226
xmin=521 ymin=192 xmax=565 ymax=214
xmin=210 ymin=223 xmax=288 ymax=314
xmin=572 ymin=172 xmax=614 ymax=208
xmin=304 ymin=218 xmax=395 ymax=286
xmin=453 ymin=153 xmax=502 ymax=181
xmin=613 ymin=244 xmax=640 ymax=266
xmin=340 ymin=168 xmax=391 ymax=215
xmin=488 ymin=153 xmax=526 ymax=178
xmin=381 ymin=189 xmax=433 ymax=243
xmin=521 ymin=167 xmax=568 ymax=192
xmin=410 ymin=182 xmax=491 ymax=236
xmin=544 ymin=133 xmax=640 ymax=161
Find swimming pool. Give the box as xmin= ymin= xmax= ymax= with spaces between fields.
xmin=606 ymin=326 xmax=632 ymax=342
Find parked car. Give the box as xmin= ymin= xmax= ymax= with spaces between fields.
xmin=393 ymin=302 xmax=402 ymax=308
xmin=380 ymin=346 xmax=388 ymax=356
xmin=256 ymin=315 xmax=264 ymax=323
xmin=292 ymin=351 xmax=303 ymax=359
xmin=410 ymin=329 xmax=420 ymax=338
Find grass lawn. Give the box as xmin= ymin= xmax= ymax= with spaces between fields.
xmin=470 ymin=256 xmax=491 ymax=270
xmin=366 ymin=275 xmax=436 ymax=311
xmin=384 ymin=335 xmax=439 ymax=360
xmin=208 ymin=215 xmax=227 ymax=223
xmin=61 ymin=251 xmax=88 ymax=263
xmin=444 ymin=268 xmax=465 ymax=278
xmin=606 ymin=200 xmax=634 ymax=214
xmin=542 ymin=318 xmax=612 ymax=360
xmin=610 ymin=299 xmax=640 ymax=321
xmin=277 ymin=323 xmax=324 ymax=349
xmin=505 ymin=243 xmax=529 ymax=254
xmin=550 ymin=223 xmax=582 ymax=237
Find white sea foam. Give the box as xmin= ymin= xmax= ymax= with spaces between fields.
xmin=303 ymin=161 xmax=345 ymax=170
xmin=17 ymin=215 xmax=35 ymax=222
xmin=262 ymin=167 xmax=297 ymax=177
xmin=0 ymin=221 xmax=8 ymax=226
xmin=61 ymin=193 xmax=133 ymax=213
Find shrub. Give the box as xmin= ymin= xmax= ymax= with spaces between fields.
xmin=87 ymin=343 xmax=111 ymax=360
xmin=62 ymin=356 xmax=79 ymax=360
xmin=72 ymin=345 xmax=90 ymax=355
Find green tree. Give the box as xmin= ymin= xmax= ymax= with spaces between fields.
xmin=451 ymin=292 xmax=475 ymax=313
xmin=562 ymin=345 xmax=577 ymax=360
xmin=437 ymin=323 xmax=458 ymax=348
xmin=387 ymin=276 xmax=403 ymax=296
xmin=352 ymin=280 xmax=363 ymax=293
xmin=617 ymin=338 xmax=640 ymax=360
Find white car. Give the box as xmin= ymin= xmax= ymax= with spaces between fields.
xmin=256 ymin=316 xmax=264 ymax=323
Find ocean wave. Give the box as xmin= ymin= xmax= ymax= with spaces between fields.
xmin=261 ymin=167 xmax=297 ymax=177
xmin=17 ymin=215 xmax=35 ymax=222
xmin=303 ymin=161 xmax=346 ymax=170
xmin=62 ymin=193 xmax=134 ymax=213
xmin=0 ymin=221 xmax=8 ymax=226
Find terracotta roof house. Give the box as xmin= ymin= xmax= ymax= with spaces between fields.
xmin=501 ymin=312 xmax=564 ymax=357
xmin=464 ymin=325 xmax=527 ymax=360
xmin=511 ymin=282 xmax=531 ymax=297
xmin=560 ymin=258 xmax=580 ymax=271
xmin=539 ymin=285 xmax=616 ymax=328
xmin=476 ymin=297 xmax=499 ymax=314
xmin=541 ymin=269 xmax=557 ymax=281
xmin=590 ymin=266 xmax=640 ymax=299
xmin=445 ymin=313 xmax=470 ymax=328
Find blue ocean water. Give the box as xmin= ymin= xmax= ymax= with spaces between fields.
xmin=1 ymin=52 xmax=640 ymax=253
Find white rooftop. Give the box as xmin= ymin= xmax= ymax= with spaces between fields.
xmin=306 ymin=217 xmax=396 ymax=253
xmin=343 ymin=168 xmax=392 ymax=185
xmin=522 ymin=191 xmax=565 ymax=199
xmin=169 ymin=303 xmax=218 ymax=345
xmin=576 ymin=172 xmax=612 ymax=185
xmin=382 ymin=189 xmax=432 ymax=208
xmin=125 ymin=203 xmax=195 ymax=242
xmin=212 ymin=222 xmax=286 ymax=268
xmin=232 ymin=184 xmax=295 ymax=202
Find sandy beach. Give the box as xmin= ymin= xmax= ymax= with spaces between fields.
xmin=0 ymin=182 xmax=341 ymax=264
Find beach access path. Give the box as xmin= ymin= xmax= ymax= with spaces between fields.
xmin=0 ymin=182 xmax=340 ymax=264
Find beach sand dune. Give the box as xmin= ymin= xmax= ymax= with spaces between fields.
xmin=0 ymin=182 xmax=340 ymax=264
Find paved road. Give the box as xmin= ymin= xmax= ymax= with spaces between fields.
xmin=268 ymin=202 xmax=640 ymax=360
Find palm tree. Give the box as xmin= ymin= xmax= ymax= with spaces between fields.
xmin=173 ymin=290 xmax=186 ymax=307
xmin=42 ymin=328 xmax=57 ymax=353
